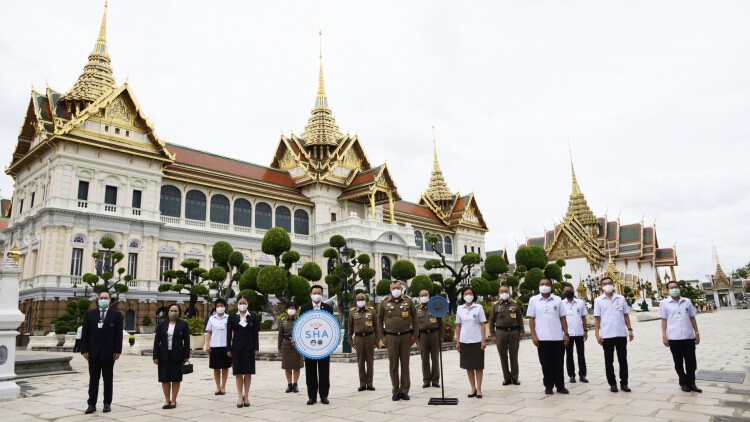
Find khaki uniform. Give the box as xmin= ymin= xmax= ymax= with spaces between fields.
xmin=377 ymin=295 xmax=419 ymax=395
xmin=278 ymin=317 xmax=304 ymax=370
xmin=417 ymin=304 xmax=442 ymax=384
xmin=489 ymin=299 xmax=524 ymax=381
xmin=348 ymin=306 xmax=379 ymax=387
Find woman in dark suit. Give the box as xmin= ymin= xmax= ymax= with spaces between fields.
xmin=152 ymin=304 xmax=190 ymax=409
xmin=227 ymin=295 xmax=259 ymax=408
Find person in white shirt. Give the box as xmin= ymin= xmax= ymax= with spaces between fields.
xmin=562 ymin=284 xmax=588 ymax=384
xmin=594 ymin=277 xmax=634 ymax=393
xmin=455 ymin=287 xmax=487 ymax=398
xmin=659 ymin=280 xmax=702 ymax=393
xmin=527 ymin=278 xmax=570 ymax=395
xmin=205 ymin=298 xmax=231 ymax=395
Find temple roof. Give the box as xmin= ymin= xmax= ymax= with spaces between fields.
xmin=565 ymin=159 xmax=598 ymax=227
xmin=424 ymin=140 xmax=453 ymax=202
xmin=385 ymin=200 xmax=450 ymax=232
xmin=299 ymin=33 xmax=342 ymax=147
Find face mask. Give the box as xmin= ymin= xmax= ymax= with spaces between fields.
xmin=564 ymin=291 xmax=575 ymax=299
xmin=669 ymin=288 xmax=681 ymax=297
xmin=463 ymin=295 xmax=474 ymax=303
xmin=391 ymin=289 xmax=402 ymax=298
xmin=287 ymin=309 xmax=296 ymax=316
xmin=602 ymin=285 xmax=615 ymax=294
xmin=539 ymin=285 xmax=551 ymax=294
xmin=168 ymin=311 xmax=179 ymax=320
xmin=237 ymin=304 xmax=248 ymax=312
xmin=499 ymin=293 xmax=510 ymax=300
xmin=357 ymin=300 xmax=366 ymax=308
xmin=311 ymin=294 xmax=322 ymax=303
xmin=98 ymin=299 xmax=110 ymax=309
xmin=419 ymin=296 xmax=429 ymax=304
xmin=216 ymin=307 xmax=225 ymax=314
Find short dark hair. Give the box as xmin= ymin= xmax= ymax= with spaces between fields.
xmin=236 ymin=295 xmax=249 ymax=303
xmin=539 ymin=277 xmax=552 ymax=285
xmin=167 ymin=303 xmax=182 ymax=318
xmin=601 ymin=277 xmax=614 ymax=284
xmin=562 ymin=283 xmax=574 ymax=290
xmin=310 ymin=285 xmax=324 ymax=293
xmin=98 ymin=291 xmax=111 ymax=299
xmin=215 ymin=298 xmax=227 ymax=307
xmin=287 ymin=303 xmax=297 ymax=309
xmin=462 ymin=287 xmax=476 ymax=297
xmin=666 ymin=280 xmax=681 ymax=289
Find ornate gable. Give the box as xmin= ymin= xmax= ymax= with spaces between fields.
xmin=547 ymin=215 xmax=606 ymax=271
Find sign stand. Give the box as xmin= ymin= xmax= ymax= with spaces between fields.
xmin=426 ymin=296 xmax=458 ymax=405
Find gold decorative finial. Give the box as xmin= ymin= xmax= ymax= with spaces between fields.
xmin=317 ymin=30 xmax=326 ymax=99
xmin=98 ymin=0 xmax=108 ymax=43
xmin=425 ymin=128 xmax=453 ymax=203
xmin=564 ymin=145 xmax=597 ymax=227
xmin=8 ymin=243 xmax=21 ymax=265
xmin=300 ymin=30 xmax=342 ymax=147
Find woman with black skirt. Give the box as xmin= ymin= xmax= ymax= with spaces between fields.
xmin=455 ymin=287 xmax=487 ymax=398
xmin=152 ymin=304 xmax=190 ymax=409
xmin=278 ymin=303 xmax=304 ymax=392
xmin=205 ymin=298 xmax=231 ymax=395
xmin=227 ymin=295 xmax=259 ymax=408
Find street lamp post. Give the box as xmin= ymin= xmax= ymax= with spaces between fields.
xmin=339 ymin=245 xmax=354 ymax=353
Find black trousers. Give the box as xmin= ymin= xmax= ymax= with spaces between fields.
xmin=537 ymin=340 xmax=565 ymax=389
xmin=602 ymin=337 xmax=628 ymax=386
xmin=87 ymin=356 xmax=114 ymax=406
xmin=304 ymin=357 xmax=330 ymax=401
xmin=669 ymin=339 xmax=697 ymax=386
xmin=565 ymin=335 xmax=587 ymax=378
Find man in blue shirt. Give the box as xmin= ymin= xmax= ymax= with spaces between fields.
xmin=659 ymin=280 xmax=701 ymax=393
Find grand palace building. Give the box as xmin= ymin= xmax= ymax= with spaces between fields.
xmin=3 ymin=4 xmax=488 ymax=333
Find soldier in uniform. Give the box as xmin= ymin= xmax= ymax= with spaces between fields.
xmin=490 ymin=285 xmax=525 ymax=386
xmin=349 ymin=293 xmax=379 ymax=391
xmin=377 ymin=281 xmax=419 ymax=401
xmin=416 ymin=290 xmax=442 ymax=388
xmin=278 ymin=303 xmax=303 ymax=393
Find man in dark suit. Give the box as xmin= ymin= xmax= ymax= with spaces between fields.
xmin=80 ymin=291 xmax=123 ymax=414
xmin=300 ymin=285 xmax=334 ymax=405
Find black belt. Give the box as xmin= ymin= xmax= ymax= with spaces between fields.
xmin=353 ymin=331 xmax=375 ymax=337
xmin=496 ymin=326 xmax=520 ymax=332
xmin=385 ymin=329 xmax=412 ymax=336
xmin=282 ymin=335 xmax=292 ymax=340
xmin=419 ymin=328 xmax=439 ymax=334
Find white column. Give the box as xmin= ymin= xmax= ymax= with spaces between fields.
xmin=714 ymin=290 xmax=721 ymax=310
xmin=0 ymin=255 xmax=24 ymax=399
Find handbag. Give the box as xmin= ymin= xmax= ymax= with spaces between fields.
xmin=181 ymin=361 xmax=193 ymax=374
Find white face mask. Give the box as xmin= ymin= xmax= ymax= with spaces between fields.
xmin=237 ymin=304 xmax=248 ymax=312
xmin=287 ymin=309 xmax=296 ymax=316
xmin=419 ymin=296 xmax=429 ymax=304
xmin=391 ymin=289 xmax=402 ymax=298
xmin=499 ymin=293 xmax=510 ymax=300
xmin=215 ymin=307 xmax=225 ymax=315
xmin=602 ymin=285 xmax=615 ymax=294
xmin=356 ymin=300 xmax=366 ymax=308
xmin=463 ymin=295 xmax=474 ymax=303
xmin=311 ymin=294 xmax=322 ymax=303
xmin=539 ymin=285 xmax=552 ymax=294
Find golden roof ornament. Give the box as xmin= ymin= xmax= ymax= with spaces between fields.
xmin=61 ymin=0 xmax=116 ymax=106
xmin=603 ymin=251 xmax=620 ymax=284
xmin=300 ymin=31 xmax=343 ymax=147
xmin=425 ymin=129 xmax=453 ymax=202
xmin=565 ymin=149 xmax=598 ymax=227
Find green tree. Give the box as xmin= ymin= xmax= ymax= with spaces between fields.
xmin=409 ymin=274 xmax=440 ymax=296
xmin=544 ymin=263 xmax=563 ymax=283
xmin=82 ymin=236 xmax=131 ymax=303
xmin=515 ymin=245 xmax=548 ymax=270
xmin=53 ymin=298 xmax=90 ymax=334
xmin=484 ymin=254 xmax=509 ymax=278
xmin=424 ymin=233 xmax=482 ymax=313
xmin=391 ymin=260 xmax=416 ymax=283
xmin=157 ymin=259 xmax=209 ymax=317
xmin=323 ymin=236 xmax=376 ymax=319
xmin=262 ymin=227 xmax=292 ymax=265
xmin=206 ymin=241 xmax=246 ymax=300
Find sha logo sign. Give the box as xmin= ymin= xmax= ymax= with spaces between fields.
xmin=292 ymin=310 xmax=341 ymax=359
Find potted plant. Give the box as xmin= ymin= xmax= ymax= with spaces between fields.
xmin=140 ymin=315 xmax=155 ymax=334
xmin=53 ymin=320 xmax=71 ymax=347
xmin=442 ymin=313 xmax=456 ymax=342
xmin=128 ymin=334 xmax=135 ymax=346
xmin=33 ymin=319 xmax=45 ymax=336
xmin=185 ymin=316 xmax=205 ymax=350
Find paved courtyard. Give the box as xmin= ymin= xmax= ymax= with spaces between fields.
xmin=2 ymin=309 xmax=749 ymax=422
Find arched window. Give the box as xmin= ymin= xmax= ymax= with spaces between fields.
xmin=275 ymin=206 xmax=291 ymax=232
xmin=159 ymin=185 xmax=181 ymax=217
xmin=435 ymin=234 xmax=444 ymax=254
xmin=210 ymin=194 xmax=230 ymax=224
xmin=381 ymin=256 xmax=392 ymax=280
xmin=414 ymin=231 xmax=423 ymax=249
xmin=255 ymin=202 xmax=272 ymax=229
xmin=124 ymin=309 xmax=136 ymax=331
xmin=444 ymin=236 xmax=453 ymax=255
xmin=425 ymin=232 xmax=435 ymax=252
xmin=294 ymin=209 xmax=309 ymax=235
xmin=185 ymin=190 xmax=206 ymax=221
xmin=233 ymin=199 xmax=252 ymax=227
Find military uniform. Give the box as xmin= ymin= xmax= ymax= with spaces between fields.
xmin=417 ymin=304 xmax=442 ymax=386
xmin=489 ymin=298 xmax=524 ymax=383
xmin=377 ymin=295 xmax=419 ymax=398
xmin=278 ymin=317 xmax=304 ymax=370
xmin=348 ymin=305 xmax=379 ymax=389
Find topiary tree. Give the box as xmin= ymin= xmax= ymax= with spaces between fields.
xmin=424 ymin=234 xmax=482 ymax=313
xmin=207 ymin=241 xmax=246 ymax=300
xmin=262 ymin=227 xmax=292 ymax=265
xmin=158 ymin=259 xmax=209 ymax=317
xmin=376 ymin=279 xmax=392 ymax=296
xmin=485 ymin=254 xmax=509 ymax=278
xmin=323 ymin=236 xmax=376 ymax=321
xmin=515 ymin=245 xmax=548 ymax=271
xmin=409 ymin=274 xmax=440 ymax=297
xmin=82 ymin=236 xmax=131 ymax=303
xmin=391 ymin=260 xmax=416 ymax=285
xmin=53 ymin=298 xmax=90 ymax=334
xmin=544 ymin=263 xmax=563 ymax=283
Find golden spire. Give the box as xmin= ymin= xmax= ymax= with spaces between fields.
xmin=603 ymin=250 xmax=620 ymax=284
xmin=565 ymin=147 xmax=598 ymax=227
xmin=300 ymin=31 xmax=342 ymax=147
xmin=425 ymin=127 xmax=454 ymax=202
xmin=61 ymin=0 xmax=116 ymax=106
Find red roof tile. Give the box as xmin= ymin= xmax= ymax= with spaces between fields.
xmin=390 ymin=201 xmax=442 ymax=221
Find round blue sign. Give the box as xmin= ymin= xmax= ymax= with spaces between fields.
xmin=427 ymin=295 xmax=449 ymax=318
xmin=292 ymin=310 xmax=341 ymax=360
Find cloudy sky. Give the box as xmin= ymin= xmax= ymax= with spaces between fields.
xmin=1 ymin=1 xmax=748 ymax=281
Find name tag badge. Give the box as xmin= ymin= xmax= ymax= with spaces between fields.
xmin=674 ymin=312 xmax=683 ymax=321
xmin=615 ymin=304 xmax=622 ymax=311
xmin=220 ymin=322 xmax=226 ymax=329
xmin=365 ymin=320 xmax=373 ymax=327
xmin=430 ymin=317 xmax=437 ymax=323
xmin=510 ymin=313 xmax=516 ymax=319
xmin=567 ymin=308 xmax=575 ymax=316
xmin=97 ymin=321 xmax=104 ymax=329
xmin=544 ymin=305 xmax=552 ymax=313
xmin=401 ymin=311 xmax=409 ymax=318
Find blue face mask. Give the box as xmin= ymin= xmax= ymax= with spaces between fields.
xmin=98 ymin=299 xmax=110 ymax=309
xmin=669 ymin=288 xmax=681 ymax=297
xmin=564 ymin=291 xmax=575 ymax=299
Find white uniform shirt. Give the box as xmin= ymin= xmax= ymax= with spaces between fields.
xmin=526 ymin=294 xmax=566 ymax=341
xmin=562 ymin=298 xmax=587 ymax=337
xmin=659 ymin=297 xmax=697 ymax=340
xmin=456 ymin=302 xmax=487 ymax=343
xmin=205 ymin=313 xmax=229 ymax=347
xmin=594 ymin=293 xmax=630 ymax=339
xmin=167 ymin=323 xmax=175 ymax=351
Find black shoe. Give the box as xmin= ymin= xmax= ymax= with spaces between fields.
xmin=569 ymin=377 xmax=576 ymax=383
xmin=400 ymin=393 xmax=410 ymax=400
xmin=544 ymin=388 xmax=553 ymax=394
xmin=286 ymin=384 xmax=293 ymax=393
xmin=680 ymin=385 xmax=691 ymax=392
xmin=103 ymin=404 xmax=111 ymax=413
xmin=502 ymin=379 xmax=511 ymax=386
xmin=610 ymin=385 xmax=618 ymax=393
xmin=423 ymin=382 xmax=430 ymax=388
xmin=84 ymin=406 xmax=96 ymax=414
xmin=557 ymin=387 xmax=569 ymax=394
xmin=620 ymin=385 xmax=631 ymax=392
xmin=432 ymin=382 xmax=440 ymax=388
xmin=321 ymin=398 xmax=329 ymax=404
xmin=292 ymin=383 xmax=299 ymax=393
xmin=366 ymin=385 xmax=376 ymax=391
xmin=307 ymin=400 xmax=316 ymax=405
xmin=689 ymin=385 xmax=703 ymax=393
xmin=512 ymin=379 xmax=521 ymax=385
xmin=392 ymin=394 xmax=400 ymax=401
xmin=579 ymin=377 xmax=588 ymax=383
xmin=358 ymin=385 xmax=366 ymax=392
